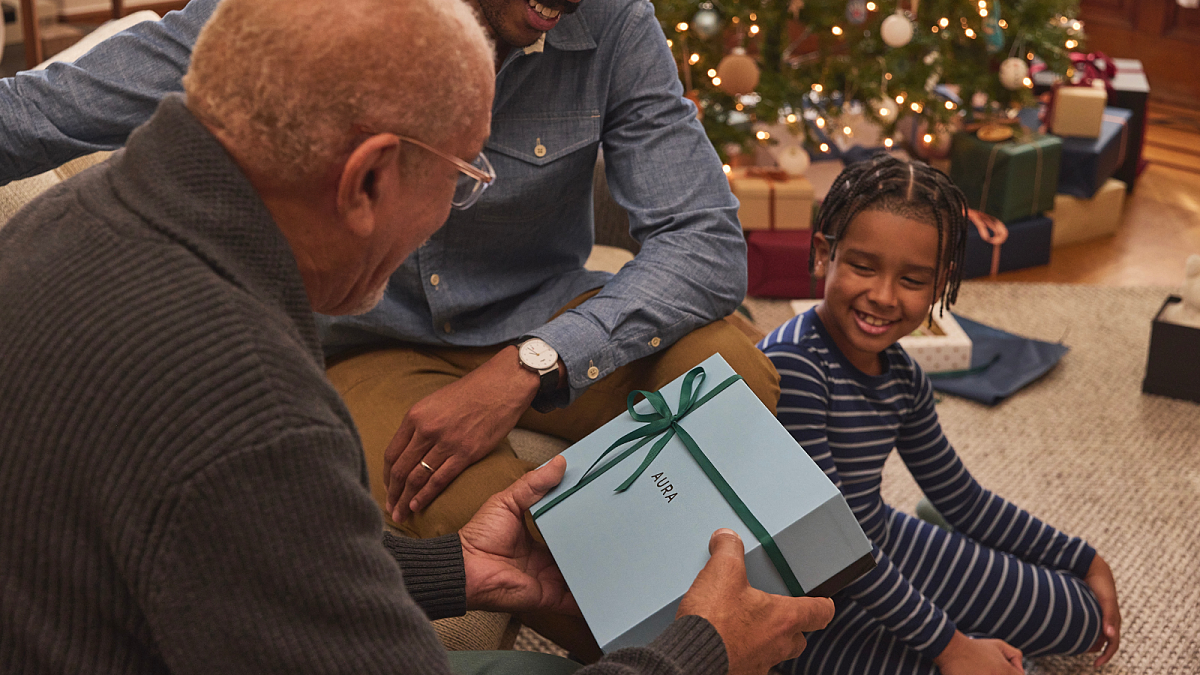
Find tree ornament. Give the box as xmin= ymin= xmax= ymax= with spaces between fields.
xmin=846 ymin=0 xmax=868 ymax=25
xmin=981 ymin=2 xmax=1004 ymax=54
xmin=776 ymin=144 xmax=811 ymax=176
xmin=692 ymin=3 xmax=722 ymax=40
xmin=881 ymin=11 xmax=914 ymax=48
xmin=872 ymin=97 xmax=900 ymax=123
xmin=999 ymin=57 xmax=1030 ymax=91
xmin=716 ymin=47 xmax=760 ymax=96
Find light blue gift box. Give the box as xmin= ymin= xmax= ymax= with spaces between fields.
xmin=531 ymin=353 xmax=874 ymax=653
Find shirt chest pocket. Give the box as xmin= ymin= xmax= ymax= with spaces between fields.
xmin=478 ymin=111 xmax=602 ymax=223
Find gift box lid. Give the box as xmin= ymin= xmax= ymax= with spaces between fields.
xmin=1056 ymin=84 xmax=1108 ymax=103
xmin=1111 ymin=58 xmax=1150 ymax=96
xmin=531 ymin=353 xmax=873 ymax=652
xmin=730 ymin=169 xmax=815 ymax=199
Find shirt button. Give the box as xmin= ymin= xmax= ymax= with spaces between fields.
xmin=587 ymin=366 xmax=600 ymax=379
xmin=430 ymin=274 xmax=440 ymax=287
xmin=443 ymin=322 xmax=453 ymax=334
xmin=650 ymin=337 xmax=661 ymax=347
xmin=534 ymin=138 xmax=547 ymax=158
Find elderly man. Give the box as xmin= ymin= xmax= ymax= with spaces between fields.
xmin=0 ymin=0 xmax=776 ymax=548
xmin=0 ymin=0 xmax=835 ymax=672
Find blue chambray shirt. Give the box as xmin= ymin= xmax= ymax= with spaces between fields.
xmin=0 ymin=0 xmax=746 ymax=402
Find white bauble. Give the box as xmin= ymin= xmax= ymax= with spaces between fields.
xmin=881 ymin=12 xmax=914 ymax=48
xmin=692 ymin=7 xmax=722 ymax=40
xmin=999 ymin=57 xmax=1030 ymax=91
xmin=872 ymin=97 xmax=900 ymax=123
xmin=776 ymin=145 xmax=811 ymax=176
xmin=716 ymin=48 xmax=760 ymax=96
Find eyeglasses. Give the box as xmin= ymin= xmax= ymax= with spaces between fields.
xmin=354 ymin=126 xmax=495 ymax=210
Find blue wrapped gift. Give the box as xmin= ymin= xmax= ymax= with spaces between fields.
xmin=1018 ymin=106 xmax=1131 ymax=199
xmin=532 ymin=354 xmax=874 ymax=653
xmin=963 ymin=214 xmax=1053 ymax=279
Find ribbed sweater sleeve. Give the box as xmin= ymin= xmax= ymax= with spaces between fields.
xmin=382 ymin=533 xmax=467 ymax=621
xmin=581 ymin=615 xmax=727 ymax=675
xmin=143 ymin=426 xmax=454 ymax=674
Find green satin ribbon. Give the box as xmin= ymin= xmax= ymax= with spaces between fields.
xmin=532 ymin=366 xmax=805 ymax=597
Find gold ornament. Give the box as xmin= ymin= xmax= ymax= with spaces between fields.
xmin=716 ymin=47 xmax=760 ymax=96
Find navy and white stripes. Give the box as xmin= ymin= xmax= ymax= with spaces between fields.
xmin=760 ymin=310 xmax=1101 ymax=673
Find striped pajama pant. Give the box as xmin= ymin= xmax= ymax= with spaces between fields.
xmin=781 ymin=505 xmax=1103 ymax=674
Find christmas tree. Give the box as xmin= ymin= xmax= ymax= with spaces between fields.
xmin=651 ymin=0 xmax=1085 ymax=163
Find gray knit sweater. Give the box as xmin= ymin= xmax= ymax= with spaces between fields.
xmin=0 ymin=96 xmax=725 ymax=674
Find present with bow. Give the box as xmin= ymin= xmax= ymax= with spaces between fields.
xmin=1045 ymin=53 xmax=1117 ymax=139
xmin=728 ymin=166 xmax=815 ymax=231
xmin=531 ymin=354 xmax=875 ymax=653
xmin=1019 ymin=105 xmax=1132 ymax=199
xmin=950 ymin=128 xmax=1062 ymax=223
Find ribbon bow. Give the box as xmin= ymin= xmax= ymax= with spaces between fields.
xmin=1069 ymin=51 xmax=1117 ymax=90
xmin=532 ymin=366 xmax=806 ymax=597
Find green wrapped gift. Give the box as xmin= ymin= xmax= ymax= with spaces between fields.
xmin=949 ymin=129 xmax=1061 ymax=222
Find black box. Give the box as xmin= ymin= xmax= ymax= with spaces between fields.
xmin=1142 ymin=296 xmax=1200 ymax=404
xmin=962 ymin=215 xmax=1053 ymax=279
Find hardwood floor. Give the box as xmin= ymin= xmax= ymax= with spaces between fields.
xmin=989 ymin=102 xmax=1200 ymax=288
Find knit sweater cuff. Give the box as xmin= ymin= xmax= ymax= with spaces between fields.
xmin=646 ymin=615 xmax=727 ymax=675
xmin=381 ymin=532 xmax=466 ymax=621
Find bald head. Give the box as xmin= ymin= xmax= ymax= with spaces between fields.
xmin=183 ymin=0 xmax=494 ymax=185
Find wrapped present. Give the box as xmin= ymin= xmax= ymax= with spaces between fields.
xmin=1048 ymin=179 xmax=1127 ymax=247
xmin=1019 ymin=106 xmax=1131 ymax=199
xmin=746 ymin=230 xmax=825 ymax=298
xmin=789 ymin=300 xmax=972 ymax=374
xmin=1032 ymin=57 xmax=1148 ymax=191
xmin=729 ymin=168 xmax=814 ymax=231
xmin=1143 ymin=296 xmax=1200 ymax=404
xmin=900 ymin=306 xmax=973 ymax=373
xmin=1049 ymin=85 xmax=1109 ymax=138
xmin=531 ymin=354 xmax=876 ymax=653
xmin=950 ymin=131 xmax=1061 ymax=223
xmin=1109 ymin=58 xmax=1150 ymax=190
xmin=962 ymin=214 xmax=1053 ymax=279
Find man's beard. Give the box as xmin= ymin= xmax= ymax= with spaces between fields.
xmin=345 ymin=280 xmax=389 ymax=316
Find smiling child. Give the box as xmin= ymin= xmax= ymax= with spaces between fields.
xmin=758 ymin=155 xmax=1121 ymax=675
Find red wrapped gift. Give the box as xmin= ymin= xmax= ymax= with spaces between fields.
xmin=746 ymin=230 xmax=825 ymax=299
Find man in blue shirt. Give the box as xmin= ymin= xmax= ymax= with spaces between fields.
xmin=0 ymin=0 xmax=777 ymax=552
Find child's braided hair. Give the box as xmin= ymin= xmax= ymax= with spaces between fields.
xmin=811 ymin=154 xmax=970 ymax=317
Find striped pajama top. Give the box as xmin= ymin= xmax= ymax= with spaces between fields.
xmin=758 ymin=309 xmax=1096 ymax=658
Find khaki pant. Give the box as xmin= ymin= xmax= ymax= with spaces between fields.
xmin=326 ymin=293 xmax=780 ymax=538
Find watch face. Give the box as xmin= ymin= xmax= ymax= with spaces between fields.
xmin=519 ymin=339 xmax=558 ymax=370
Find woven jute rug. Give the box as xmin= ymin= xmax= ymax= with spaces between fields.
xmin=519 ymin=283 xmax=1200 ymax=674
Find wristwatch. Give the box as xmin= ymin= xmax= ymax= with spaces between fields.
xmin=517 ymin=337 xmax=560 ymax=413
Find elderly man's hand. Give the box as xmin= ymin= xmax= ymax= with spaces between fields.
xmin=458 ymin=456 xmax=579 ymax=615
xmin=677 ymin=529 xmax=836 ymax=675
xmin=384 ymin=346 xmax=540 ymax=524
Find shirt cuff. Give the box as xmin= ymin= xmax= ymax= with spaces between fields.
xmin=381 ymin=532 xmax=466 ymax=621
xmin=645 ymin=614 xmax=728 ymax=674
xmin=1070 ymin=543 xmax=1097 ymax=580
xmin=528 ymin=311 xmax=616 ymax=404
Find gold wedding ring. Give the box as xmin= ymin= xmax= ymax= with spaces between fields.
xmin=419 ymin=460 xmax=435 ymax=474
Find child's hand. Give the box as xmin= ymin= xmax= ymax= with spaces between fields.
xmin=933 ymin=631 xmax=1024 ymax=675
xmin=1084 ymin=554 xmax=1122 ymax=667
